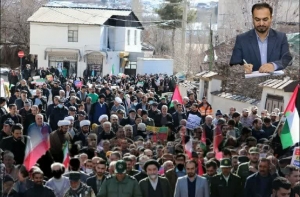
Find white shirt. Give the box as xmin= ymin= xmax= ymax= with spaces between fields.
xmin=149 ymin=177 xmax=158 ymax=190
xmin=222 ymin=174 xmax=230 ymax=182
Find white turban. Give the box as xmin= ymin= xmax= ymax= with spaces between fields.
xmin=98 ymin=115 xmax=108 ymax=122
xmin=80 ymin=120 xmax=91 ymax=127
xmin=64 ymin=116 xmax=74 ymax=121
xmin=115 ymin=97 xmax=122 ymax=104
xmin=58 ymin=120 xmax=71 ymax=127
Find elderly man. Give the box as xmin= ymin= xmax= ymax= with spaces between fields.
xmin=92 ymin=114 xmax=108 ymax=136
xmin=49 ymin=98 xmax=69 ymax=131
xmin=111 ymin=97 xmax=125 ymax=114
xmin=98 ymin=122 xmax=115 ymax=143
xmin=46 ymin=162 xmax=70 ymax=197
xmin=79 ymin=133 xmax=101 ymax=159
xmin=64 ymin=116 xmax=77 ymax=138
xmin=63 ymin=171 xmax=95 ymax=197
xmin=154 ymin=105 xmax=173 ymax=127
xmin=50 ymin=120 xmax=72 ymax=162
xmin=3 ymin=151 xmax=19 ymax=180
xmin=134 ymin=155 xmax=150 ymax=182
xmin=124 ymin=125 xmax=134 ymax=140
xmin=74 ymin=111 xmax=87 ymax=131
xmin=15 ymin=90 xmax=32 ymax=110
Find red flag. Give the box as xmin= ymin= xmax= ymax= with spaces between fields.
xmin=182 ymin=135 xmax=192 ymax=159
xmin=198 ymin=159 xmax=204 ymax=175
xmin=213 ymin=125 xmax=223 ymax=160
xmin=201 ymin=128 xmax=207 ymax=144
xmin=170 ymin=85 xmax=183 ymax=108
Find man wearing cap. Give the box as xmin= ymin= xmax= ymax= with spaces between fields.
xmin=210 ymin=158 xmax=243 ymax=197
xmin=3 ymin=174 xmax=18 ymax=197
xmin=98 ymin=160 xmax=142 ymax=197
xmin=90 ymin=94 xmax=110 ymax=124
xmin=0 ymin=118 xmax=14 ymax=141
xmin=64 ymin=171 xmax=95 ymax=197
xmin=139 ymin=159 xmax=172 ymax=197
xmin=50 ymin=120 xmax=72 ymax=162
xmin=73 ymin=120 xmax=91 ymax=147
xmin=111 ymin=97 xmax=125 ymax=114
xmin=15 ymin=90 xmax=32 ymax=110
xmin=249 ymin=106 xmax=259 ymax=123
xmin=240 ymin=108 xmax=252 ymax=128
xmin=49 ymin=98 xmax=69 ymax=131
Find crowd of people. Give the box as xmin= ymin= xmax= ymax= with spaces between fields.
xmin=0 ymin=65 xmax=299 ymax=197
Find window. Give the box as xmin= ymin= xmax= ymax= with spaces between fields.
xmin=127 ymin=29 xmax=130 ymax=45
xmin=134 ymin=30 xmax=137 ymax=45
xmin=68 ymin=26 xmax=78 ymax=42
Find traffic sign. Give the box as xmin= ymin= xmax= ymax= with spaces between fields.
xmin=18 ymin=51 xmax=24 ymax=58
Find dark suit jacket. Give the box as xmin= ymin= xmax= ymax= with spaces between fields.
xmin=86 ymin=175 xmax=106 ymax=194
xmin=244 ymin=172 xmax=277 ymax=197
xmin=139 ymin=176 xmax=172 ymax=197
xmin=164 ymin=168 xmax=178 ymax=197
xmin=230 ymin=28 xmax=291 ymax=71
xmin=154 ymin=113 xmax=173 ymax=127
xmin=172 ymin=112 xmax=187 ymax=128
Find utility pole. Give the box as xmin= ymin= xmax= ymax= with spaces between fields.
xmin=209 ymin=14 xmax=214 ymax=71
xmin=181 ymin=0 xmax=188 ymax=72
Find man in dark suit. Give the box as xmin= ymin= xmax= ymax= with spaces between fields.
xmin=210 ymin=158 xmax=243 ymax=197
xmin=86 ymin=160 xmax=107 ymax=194
xmin=139 ymin=160 xmax=172 ymax=197
xmin=230 ymin=2 xmax=291 ymax=73
xmin=172 ymin=104 xmax=187 ymax=128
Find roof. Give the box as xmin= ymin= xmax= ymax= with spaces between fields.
xmin=258 ymin=79 xmax=299 ymax=92
xmin=27 ymin=6 xmax=133 ymax=25
xmin=195 ymin=71 xmax=218 ymax=78
xmin=211 ymin=91 xmax=260 ymax=105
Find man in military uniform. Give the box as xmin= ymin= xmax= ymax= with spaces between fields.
xmin=97 ymin=160 xmax=142 ymax=197
xmin=64 ymin=171 xmax=95 ymax=197
xmin=210 ymin=158 xmax=243 ymax=197
xmin=236 ymin=147 xmax=259 ymax=187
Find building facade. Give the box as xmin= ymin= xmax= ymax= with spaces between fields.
xmin=28 ymin=6 xmax=144 ymax=77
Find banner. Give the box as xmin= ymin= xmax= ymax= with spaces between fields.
xmin=291 ymin=147 xmax=300 ymax=167
xmin=32 ymin=78 xmax=45 ymax=86
xmin=74 ymin=80 xmax=83 ymax=88
xmin=186 ymin=114 xmax=201 ymax=130
xmin=137 ymin=81 xmax=144 ymax=87
xmin=46 ymin=75 xmax=53 ymax=81
xmin=146 ymin=126 xmax=168 ymax=142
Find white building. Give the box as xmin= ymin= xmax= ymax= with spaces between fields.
xmin=28 ymin=6 xmax=144 ymax=77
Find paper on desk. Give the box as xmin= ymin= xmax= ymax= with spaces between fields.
xmin=245 ymin=70 xmax=284 ymax=78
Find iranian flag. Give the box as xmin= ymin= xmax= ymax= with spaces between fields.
xmin=170 ymin=85 xmax=183 ymax=108
xmin=63 ymin=141 xmax=70 ymax=168
xmin=24 ymin=125 xmax=50 ymax=170
xmin=280 ymin=84 xmax=300 ymax=149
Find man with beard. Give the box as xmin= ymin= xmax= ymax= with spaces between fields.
xmin=120 ymin=109 xmax=137 ymax=126
xmin=139 ymin=159 xmax=172 ymax=197
xmin=252 ymin=118 xmax=268 ymax=141
xmin=45 ymin=163 xmax=70 ymax=197
xmin=98 ymin=122 xmax=115 ymax=143
xmin=110 ymin=114 xmax=120 ymax=133
xmin=98 ymin=160 xmax=142 ymax=197
xmin=73 ymin=120 xmax=91 ymax=147
xmin=210 ymin=158 xmax=243 ymax=197
xmin=64 ymin=116 xmax=77 ymax=138
xmin=3 ymin=151 xmax=19 ymax=181
xmin=0 ymin=124 xmax=31 ymax=165
xmin=230 ymin=2 xmax=291 ymax=72
xmin=172 ymin=104 xmax=187 ymax=128
xmin=49 ymin=120 xmax=72 ymax=162
xmin=63 ymin=171 xmax=95 ymax=197
xmin=49 ymin=98 xmax=69 ymax=131
xmin=174 ymin=160 xmax=209 ymax=197
xmin=244 ymin=158 xmax=278 ymax=197
xmin=283 ymin=165 xmax=300 ymax=197
xmin=24 ymin=170 xmax=55 ymax=197
xmin=202 ymin=160 xmax=218 ymax=186
xmin=240 ymin=110 xmax=253 ymax=129
xmin=271 ymin=177 xmax=292 ymax=197
xmin=86 ymin=160 xmax=107 ymax=194
xmin=79 ymin=133 xmax=101 ymax=159
xmin=123 ymin=156 xmax=139 ymax=176
xmin=0 ymin=104 xmax=22 ymax=129
xmin=165 ymin=153 xmax=187 ymax=197
xmin=74 ymin=111 xmax=87 ymax=132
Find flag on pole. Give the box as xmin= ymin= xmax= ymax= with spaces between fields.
xmin=182 ymin=135 xmax=193 ymax=159
xmin=198 ymin=159 xmax=204 ymax=175
xmin=23 ymin=125 xmax=50 ymax=170
xmin=62 ymin=141 xmax=70 ymax=169
xmin=111 ymin=64 xmax=115 ymax=76
xmin=213 ymin=125 xmax=223 ymax=160
xmin=170 ymin=85 xmax=183 ymax=108
xmin=280 ymin=84 xmax=300 ymax=149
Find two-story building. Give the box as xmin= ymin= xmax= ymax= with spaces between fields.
xmin=28 ymin=6 xmax=144 ymax=77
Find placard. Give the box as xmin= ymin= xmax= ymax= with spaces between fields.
xmin=74 ymin=80 xmax=83 ymax=88
xmin=146 ymin=126 xmax=168 ymax=142
xmin=291 ymin=147 xmax=300 ymax=167
xmin=46 ymin=75 xmax=53 ymax=81
xmin=186 ymin=114 xmax=201 ymax=130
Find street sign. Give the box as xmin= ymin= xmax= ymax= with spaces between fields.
xmin=18 ymin=51 xmax=24 ymax=58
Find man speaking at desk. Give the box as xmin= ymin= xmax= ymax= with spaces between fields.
xmin=230 ymin=2 xmax=291 ymax=73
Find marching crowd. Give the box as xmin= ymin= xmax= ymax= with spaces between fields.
xmin=0 ymin=66 xmax=299 ymax=197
